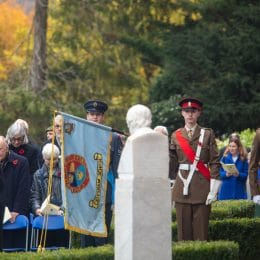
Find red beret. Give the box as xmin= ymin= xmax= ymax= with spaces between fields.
xmin=179 ymin=97 xmax=203 ymax=110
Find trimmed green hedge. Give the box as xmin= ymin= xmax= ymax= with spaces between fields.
xmin=172 ymin=240 xmax=239 ymax=260
xmin=210 ymin=200 xmax=255 ymax=220
xmin=171 ymin=217 xmax=260 ymax=260
xmin=0 ymin=241 xmax=239 ymax=259
xmin=172 ymin=200 xmax=255 ymax=222
xmin=0 ymin=246 xmax=114 ymax=259
xmin=209 ymin=218 xmax=260 ymax=260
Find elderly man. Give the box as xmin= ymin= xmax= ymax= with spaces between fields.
xmin=0 ymin=136 xmax=30 ymax=249
xmin=170 ymin=97 xmax=221 ymax=241
xmin=81 ymin=100 xmax=123 ymax=247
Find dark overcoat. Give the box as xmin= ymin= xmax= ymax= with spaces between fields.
xmin=0 ymin=151 xmax=30 ymax=215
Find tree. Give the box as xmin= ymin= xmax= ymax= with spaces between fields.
xmin=149 ymin=0 xmax=260 ymax=136
xmin=0 ymin=0 xmax=32 ymax=79
xmin=29 ymin=0 xmax=48 ymax=93
xmin=43 ymin=0 xmax=157 ymax=130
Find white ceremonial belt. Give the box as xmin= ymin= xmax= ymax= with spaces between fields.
xmin=179 ymin=163 xmax=208 ymax=171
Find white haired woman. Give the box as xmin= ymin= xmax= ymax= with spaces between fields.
xmin=6 ymin=122 xmax=39 ymax=182
xmin=30 ymin=143 xmax=69 ymax=247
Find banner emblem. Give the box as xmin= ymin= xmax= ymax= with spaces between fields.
xmin=64 ymin=154 xmax=90 ymax=193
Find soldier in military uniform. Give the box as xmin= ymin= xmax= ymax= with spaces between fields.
xmin=170 ymin=97 xmax=221 ymax=241
xmin=249 ymin=128 xmax=260 ymax=205
xmin=81 ymin=100 xmax=123 ymax=247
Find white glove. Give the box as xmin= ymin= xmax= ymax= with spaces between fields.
xmin=253 ymin=195 xmax=260 ymax=205
xmin=170 ymin=180 xmax=176 ymax=190
xmin=206 ymin=179 xmax=222 ymax=205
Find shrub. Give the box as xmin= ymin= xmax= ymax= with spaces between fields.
xmin=172 ymin=200 xmax=255 ymax=222
xmin=0 ymin=241 xmax=239 ymax=259
xmin=0 ymin=245 xmax=114 ymax=259
xmin=172 ymin=217 xmax=260 ymax=259
xmin=210 ymin=200 xmax=255 ymax=220
xmin=209 ymin=218 xmax=260 ymax=260
xmin=173 ymin=240 xmax=239 ymax=260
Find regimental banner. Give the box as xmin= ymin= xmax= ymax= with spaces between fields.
xmin=60 ymin=112 xmax=112 ymax=236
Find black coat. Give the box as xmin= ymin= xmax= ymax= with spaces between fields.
xmin=9 ymin=143 xmax=40 ymax=178
xmin=0 ymin=172 xmax=5 ymax=207
xmin=0 ymin=151 xmax=30 ymax=215
xmin=30 ymin=164 xmax=62 ymax=214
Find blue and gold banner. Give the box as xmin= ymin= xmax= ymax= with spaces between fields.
xmin=60 ymin=112 xmax=112 ymax=236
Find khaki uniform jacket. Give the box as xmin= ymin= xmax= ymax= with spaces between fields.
xmin=249 ymin=128 xmax=260 ymax=196
xmin=170 ymin=125 xmax=220 ymax=204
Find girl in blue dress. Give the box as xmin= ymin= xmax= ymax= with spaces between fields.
xmin=218 ymin=135 xmax=248 ymax=200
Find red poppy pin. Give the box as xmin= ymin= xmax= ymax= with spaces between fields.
xmin=18 ymin=149 xmax=25 ymax=155
xmin=12 ymin=159 xmax=18 ymax=165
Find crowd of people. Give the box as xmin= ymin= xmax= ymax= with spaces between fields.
xmin=0 ymin=100 xmax=123 ymax=251
xmin=0 ymin=97 xmax=259 ymax=251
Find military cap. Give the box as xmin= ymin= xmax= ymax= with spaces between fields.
xmin=179 ymin=97 xmax=203 ymax=110
xmin=45 ymin=126 xmax=53 ymax=133
xmin=84 ymin=100 xmax=108 ymax=114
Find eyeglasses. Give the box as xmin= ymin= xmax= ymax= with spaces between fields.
xmin=11 ymin=136 xmax=24 ymax=143
xmin=55 ymin=125 xmax=62 ymax=128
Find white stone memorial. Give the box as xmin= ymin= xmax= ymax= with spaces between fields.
xmin=115 ymin=104 xmax=172 ymax=260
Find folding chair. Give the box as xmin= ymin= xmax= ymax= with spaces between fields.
xmin=30 ymin=215 xmax=71 ymax=251
xmin=3 ymin=215 xmax=29 ymax=252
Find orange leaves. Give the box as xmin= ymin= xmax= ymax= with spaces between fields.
xmin=0 ymin=0 xmax=33 ymax=79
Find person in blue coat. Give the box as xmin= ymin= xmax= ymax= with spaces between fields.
xmin=218 ymin=135 xmax=248 ymax=200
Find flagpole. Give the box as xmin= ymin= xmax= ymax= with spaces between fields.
xmin=112 ymin=128 xmax=129 ymax=137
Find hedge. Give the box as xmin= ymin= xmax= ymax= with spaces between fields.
xmin=209 ymin=218 xmax=260 ymax=260
xmin=0 ymin=241 xmax=239 ymax=259
xmin=0 ymin=246 xmax=114 ymax=259
xmin=172 ymin=240 xmax=239 ymax=260
xmin=171 ymin=217 xmax=260 ymax=259
xmin=172 ymin=200 xmax=255 ymax=222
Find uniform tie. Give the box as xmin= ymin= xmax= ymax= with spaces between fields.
xmin=188 ymin=129 xmax=193 ymax=139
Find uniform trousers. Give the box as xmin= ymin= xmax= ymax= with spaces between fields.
xmin=175 ymin=202 xmax=211 ymax=241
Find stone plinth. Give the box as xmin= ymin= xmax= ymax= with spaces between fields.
xmin=115 ymin=131 xmax=171 ymax=260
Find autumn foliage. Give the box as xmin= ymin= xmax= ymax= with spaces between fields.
xmin=0 ymin=0 xmax=33 ymax=79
